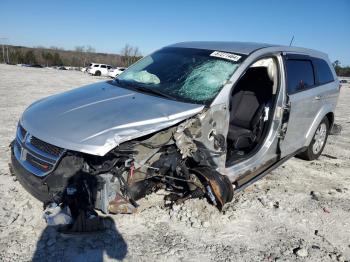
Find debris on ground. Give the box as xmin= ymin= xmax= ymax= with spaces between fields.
xmin=330 ymin=123 xmax=342 ymax=135
xmin=310 ymin=191 xmax=321 ymax=201
xmin=294 ymin=247 xmax=309 ymax=257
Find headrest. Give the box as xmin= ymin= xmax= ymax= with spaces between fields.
xmin=251 ymin=58 xmax=275 ymax=82
xmin=267 ymin=61 xmax=277 ymax=83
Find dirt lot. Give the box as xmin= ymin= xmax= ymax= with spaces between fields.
xmin=0 ymin=64 xmax=349 ymax=262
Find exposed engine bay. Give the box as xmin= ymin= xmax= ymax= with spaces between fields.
xmin=42 ymin=109 xmax=234 ymax=218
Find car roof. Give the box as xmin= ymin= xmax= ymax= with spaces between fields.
xmin=167 ymin=41 xmax=327 ymax=57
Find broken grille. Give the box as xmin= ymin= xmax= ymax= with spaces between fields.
xmin=14 ymin=125 xmax=65 ymax=177
xmin=30 ymin=136 xmax=64 ymax=157
xmin=26 ymin=153 xmax=54 ymax=172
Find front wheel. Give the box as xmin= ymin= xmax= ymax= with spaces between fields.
xmin=298 ymin=117 xmax=329 ymax=161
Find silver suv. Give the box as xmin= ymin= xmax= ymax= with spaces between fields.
xmin=11 ymin=42 xmax=339 ymax=212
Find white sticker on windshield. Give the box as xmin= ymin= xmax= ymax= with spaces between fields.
xmin=210 ymin=51 xmax=242 ymax=62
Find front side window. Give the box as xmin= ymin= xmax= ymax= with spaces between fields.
xmin=115 ymin=47 xmax=244 ymax=104
xmin=101 ymin=65 xmax=107 ymax=68
xmin=286 ymin=59 xmax=315 ymax=94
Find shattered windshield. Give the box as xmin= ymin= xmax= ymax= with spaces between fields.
xmin=115 ymin=47 xmax=244 ymax=104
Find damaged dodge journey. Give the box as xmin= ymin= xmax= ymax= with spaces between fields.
xmin=11 ymin=42 xmax=340 ymax=221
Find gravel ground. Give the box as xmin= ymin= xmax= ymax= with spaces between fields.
xmin=0 ymin=64 xmax=349 ymax=262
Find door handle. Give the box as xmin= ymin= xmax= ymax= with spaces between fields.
xmin=314 ymin=96 xmax=321 ymax=100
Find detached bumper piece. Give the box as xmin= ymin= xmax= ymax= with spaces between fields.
xmin=190 ymin=166 xmax=234 ymax=210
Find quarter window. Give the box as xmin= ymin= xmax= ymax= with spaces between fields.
xmin=286 ymin=59 xmax=315 ymax=94
xmin=313 ymin=58 xmax=334 ymax=84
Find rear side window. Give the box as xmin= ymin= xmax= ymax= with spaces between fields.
xmin=286 ymin=59 xmax=315 ymax=94
xmin=313 ymin=58 xmax=334 ymax=84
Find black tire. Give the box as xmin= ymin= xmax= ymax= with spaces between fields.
xmin=298 ymin=117 xmax=329 ymax=161
xmin=94 ymin=71 xmax=101 ymax=76
xmin=190 ymin=166 xmax=234 ymax=210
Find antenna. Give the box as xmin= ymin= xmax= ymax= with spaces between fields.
xmin=289 ymin=36 xmax=295 ymax=46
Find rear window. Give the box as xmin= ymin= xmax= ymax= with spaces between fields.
xmin=286 ymin=59 xmax=315 ymax=94
xmin=313 ymin=58 xmax=334 ymax=84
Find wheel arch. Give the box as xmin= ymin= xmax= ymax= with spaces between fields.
xmin=325 ymin=112 xmax=334 ymax=131
xmin=304 ymin=106 xmax=334 ymax=148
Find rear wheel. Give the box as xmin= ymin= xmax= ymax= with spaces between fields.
xmin=94 ymin=71 xmax=101 ymax=76
xmin=298 ymin=117 xmax=329 ymax=160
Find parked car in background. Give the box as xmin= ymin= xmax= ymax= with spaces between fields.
xmin=340 ymin=79 xmax=347 ymax=83
xmin=87 ymin=63 xmax=112 ymax=76
xmin=108 ymin=67 xmax=126 ymax=78
xmin=28 ymin=64 xmax=43 ymax=68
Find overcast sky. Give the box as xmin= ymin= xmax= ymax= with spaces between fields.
xmin=1 ymin=0 xmax=349 ymax=65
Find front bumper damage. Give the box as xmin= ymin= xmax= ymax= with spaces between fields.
xmin=11 ymin=109 xmax=234 ymax=222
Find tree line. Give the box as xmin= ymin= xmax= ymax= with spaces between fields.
xmin=332 ymin=60 xmax=350 ymax=77
xmin=0 ymin=44 xmax=142 ymax=68
xmin=2 ymin=45 xmax=349 ymax=76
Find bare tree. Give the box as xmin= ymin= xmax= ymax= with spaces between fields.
xmin=0 ymin=37 xmax=9 ymax=63
xmin=50 ymin=46 xmax=65 ymax=51
xmin=84 ymin=45 xmax=95 ymax=66
xmin=75 ymin=46 xmax=85 ymax=67
xmin=120 ymin=44 xmax=141 ymax=67
xmin=86 ymin=46 xmax=95 ymax=53
xmin=332 ymin=60 xmax=341 ymax=68
xmin=41 ymin=51 xmax=53 ymax=67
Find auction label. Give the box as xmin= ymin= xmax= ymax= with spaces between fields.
xmin=210 ymin=51 xmax=242 ymax=62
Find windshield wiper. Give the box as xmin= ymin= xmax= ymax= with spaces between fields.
xmin=135 ymin=86 xmax=178 ymax=101
xmin=113 ymin=78 xmax=125 ymax=86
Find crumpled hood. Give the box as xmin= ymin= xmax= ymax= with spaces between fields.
xmin=21 ymin=81 xmax=204 ymax=156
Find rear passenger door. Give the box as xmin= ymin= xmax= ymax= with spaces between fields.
xmin=312 ymin=57 xmax=337 ymax=110
xmin=279 ymin=54 xmax=321 ymax=157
